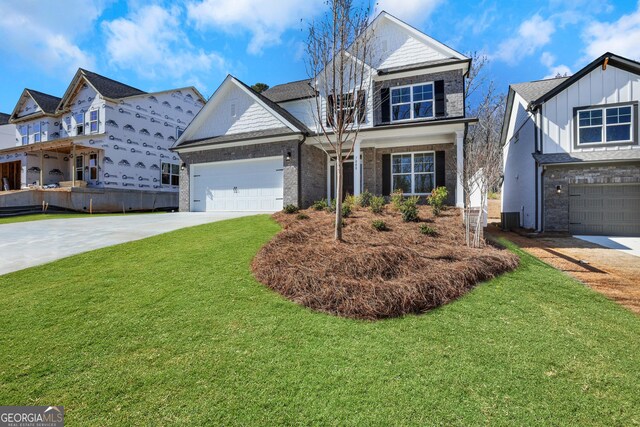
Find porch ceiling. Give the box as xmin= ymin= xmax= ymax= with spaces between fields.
xmin=0 ymin=139 xmax=98 ymax=155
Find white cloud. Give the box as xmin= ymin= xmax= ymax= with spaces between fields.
xmin=376 ymin=0 xmax=444 ymax=25
xmin=492 ymin=14 xmax=555 ymax=65
xmin=187 ymin=0 xmax=324 ymax=54
xmin=103 ymin=4 xmax=226 ymax=86
xmin=582 ymin=4 xmax=640 ymax=61
xmin=0 ymin=0 xmax=103 ymax=75
xmin=540 ymin=52 xmax=571 ymax=78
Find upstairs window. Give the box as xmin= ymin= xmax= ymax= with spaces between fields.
xmin=577 ymin=104 xmax=634 ymax=145
xmin=74 ymin=112 xmax=84 ymax=136
xmin=327 ymin=91 xmax=366 ymax=126
xmin=89 ymin=110 xmax=99 ymax=133
xmin=20 ymin=126 xmax=28 ymax=145
xmin=391 ymin=83 xmax=434 ymax=122
xmin=33 ymin=123 xmax=41 ymax=143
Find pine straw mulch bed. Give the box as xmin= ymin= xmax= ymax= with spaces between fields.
xmin=252 ymin=205 xmax=520 ymax=320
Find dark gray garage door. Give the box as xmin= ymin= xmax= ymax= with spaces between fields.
xmin=569 ymin=183 xmax=640 ymax=236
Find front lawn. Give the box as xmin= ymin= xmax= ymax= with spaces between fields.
xmin=1 ymin=215 xmax=638 ymax=425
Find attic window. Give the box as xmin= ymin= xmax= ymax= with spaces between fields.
xmin=231 ymin=103 xmax=236 ymax=118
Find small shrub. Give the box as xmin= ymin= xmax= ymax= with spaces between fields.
xmin=399 ymin=196 xmax=420 ymax=222
xmin=324 ymin=199 xmax=336 ymax=213
xmin=427 ymin=186 xmax=448 ymax=216
xmin=344 ymin=193 xmax=357 ymax=209
xmin=369 ymin=195 xmax=385 ymax=214
xmin=391 ymin=189 xmax=404 ymax=209
xmin=311 ymin=198 xmax=328 ymax=211
xmin=419 ymin=224 xmax=437 ymax=236
xmin=371 ymin=219 xmax=387 ymax=231
xmin=357 ymin=190 xmax=373 ymax=207
xmin=283 ymin=204 xmax=299 ymax=214
xmin=296 ymin=213 xmax=309 ymax=220
xmin=341 ymin=203 xmax=352 ymax=218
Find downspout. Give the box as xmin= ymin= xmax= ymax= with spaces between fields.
xmin=533 ymin=108 xmax=539 ymax=231
xmin=540 ymin=166 xmax=546 ymax=233
xmin=297 ymin=134 xmax=306 ymax=208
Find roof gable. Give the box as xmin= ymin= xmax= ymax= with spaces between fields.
xmin=177 ymin=75 xmax=307 ymax=146
xmin=9 ymin=89 xmax=61 ymax=122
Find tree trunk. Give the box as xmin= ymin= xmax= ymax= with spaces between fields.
xmin=335 ymin=158 xmax=344 ymax=241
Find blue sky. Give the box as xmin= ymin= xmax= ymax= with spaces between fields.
xmin=0 ymin=0 xmax=639 ymax=114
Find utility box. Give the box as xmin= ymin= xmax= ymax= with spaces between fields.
xmin=501 ymin=212 xmax=520 ymax=231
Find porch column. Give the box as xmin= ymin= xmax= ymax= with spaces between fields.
xmin=71 ymin=145 xmax=76 ymax=187
xmin=353 ymin=139 xmax=361 ymax=196
xmin=39 ymin=150 xmax=44 ymax=187
xmin=455 ymin=130 xmax=464 ymax=208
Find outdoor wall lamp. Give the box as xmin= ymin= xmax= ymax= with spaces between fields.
xmin=180 ymin=162 xmax=186 ymax=171
xmin=556 ymin=185 xmax=562 ymax=194
xmin=286 ymin=151 xmax=292 ymax=161
xmin=43 ymin=154 xmax=50 ymax=159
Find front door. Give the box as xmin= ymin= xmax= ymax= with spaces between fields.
xmin=87 ymin=153 xmax=98 ymax=185
xmin=0 ymin=161 xmax=21 ymax=191
xmin=330 ymin=161 xmax=355 ymax=201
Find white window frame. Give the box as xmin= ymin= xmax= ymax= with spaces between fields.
xmin=390 ymin=82 xmax=435 ymax=123
xmin=89 ymin=110 xmax=99 ymax=134
xmin=161 ymin=162 xmax=180 ymax=186
xmin=33 ymin=122 xmax=41 ymax=143
xmin=74 ymin=112 xmax=85 ymax=136
xmin=577 ymin=105 xmax=634 ymax=145
xmin=391 ymin=151 xmax=436 ymax=196
xmin=20 ymin=126 xmax=28 ymax=145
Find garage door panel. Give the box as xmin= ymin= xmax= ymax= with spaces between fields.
xmin=569 ymin=183 xmax=640 ymax=236
xmin=191 ymin=157 xmax=284 ymax=212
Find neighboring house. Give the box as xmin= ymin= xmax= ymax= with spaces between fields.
xmin=173 ymin=12 xmax=475 ymax=212
xmin=501 ymin=53 xmax=640 ymax=236
xmin=0 ymin=112 xmax=16 ymax=149
xmin=0 ymin=69 xmax=204 ymax=205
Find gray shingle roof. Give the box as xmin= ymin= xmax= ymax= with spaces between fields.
xmin=0 ymin=113 xmax=10 ymax=125
xmin=25 ymin=89 xmax=62 ymax=114
xmin=263 ymin=79 xmax=315 ymax=103
xmin=176 ymin=127 xmax=295 ymax=149
xmin=80 ymin=69 xmax=146 ymax=99
xmin=511 ymin=77 xmax=569 ymax=103
xmin=533 ymin=150 xmax=640 ymax=165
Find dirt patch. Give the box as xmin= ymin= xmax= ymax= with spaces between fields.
xmin=252 ymin=206 xmax=519 ymax=320
xmin=487 ymin=226 xmax=640 ymax=314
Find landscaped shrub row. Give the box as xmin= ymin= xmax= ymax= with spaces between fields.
xmin=254 ymin=204 xmax=519 ymax=320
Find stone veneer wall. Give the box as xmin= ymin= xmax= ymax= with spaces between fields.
xmin=364 ymin=143 xmax=457 ymax=205
xmin=177 ymin=139 xmax=300 ymax=212
xmin=373 ymin=69 xmax=464 ymax=125
xmin=543 ymin=162 xmax=640 ymax=232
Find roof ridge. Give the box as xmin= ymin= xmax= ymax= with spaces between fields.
xmin=512 ymin=76 xmax=570 ymax=86
xmin=79 ymin=68 xmax=146 ymax=95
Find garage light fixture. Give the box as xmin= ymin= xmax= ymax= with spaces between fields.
xmin=180 ymin=162 xmax=186 ymax=171
xmin=556 ymin=185 xmax=562 ymax=194
xmin=286 ymin=151 xmax=292 ymax=161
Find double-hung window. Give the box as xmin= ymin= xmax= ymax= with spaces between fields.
xmin=577 ymin=104 xmax=634 ymax=145
xmin=391 ymin=152 xmax=435 ymax=195
xmin=161 ymin=162 xmax=179 ymax=186
xmin=391 ymin=83 xmax=434 ymax=122
xmin=89 ymin=110 xmax=99 ymax=133
xmin=75 ymin=112 xmax=85 ymax=136
xmin=33 ymin=123 xmax=41 ymax=143
xmin=20 ymin=126 xmax=28 ymax=145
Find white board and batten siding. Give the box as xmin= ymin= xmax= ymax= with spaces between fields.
xmin=190 ymin=157 xmax=284 ymax=212
xmin=541 ymin=65 xmax=640 ymax=154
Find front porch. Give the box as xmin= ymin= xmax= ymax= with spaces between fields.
xmin=0 ymin=139 xmax=102 ymax=191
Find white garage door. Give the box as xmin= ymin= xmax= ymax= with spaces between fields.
xmin=191 ymin=157 xmax=284 ymax=212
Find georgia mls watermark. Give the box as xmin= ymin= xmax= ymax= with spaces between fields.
xmin=0 ymin=406 xmax=64 ymax=427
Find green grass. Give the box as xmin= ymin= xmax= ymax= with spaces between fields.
xmin=0 ymin=211 xmax=164 ymax=225
xmin=1 ymin=215 xmax=639 ymax=426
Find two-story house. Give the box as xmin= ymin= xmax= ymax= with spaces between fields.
xmin=501 ymin=53 xmax=640 ymax=236
xmin=173 ymin=12 xmax=475 ymax=212
xmin=0 ymin=69 xmax=204 ymax=209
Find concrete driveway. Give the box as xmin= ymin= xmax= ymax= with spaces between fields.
xmin=575 ymin=235 xmax=640 ymax=258
xmin=0 ymin=212 xmax=260 ymax=276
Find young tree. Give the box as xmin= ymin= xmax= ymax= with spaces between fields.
xmin=453 ymin=53 xmax=505 ymax=247
xmin=305 ymin=0 xmax=373 ymax=241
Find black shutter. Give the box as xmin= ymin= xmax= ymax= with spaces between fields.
xmin=357 ymin=90 xmax=366 ymax=124
xmin=326 ymin=94 xmax=335 ymax=127
xmin=382 ymin=154 xmax=391 ymax=196
xmin=380 ymin=88 xmax=390 ymax=123
xmin=435 ymin=151 xmax=445 ymax=187
xmin=434 ymin=80 xmax=445 ymax=118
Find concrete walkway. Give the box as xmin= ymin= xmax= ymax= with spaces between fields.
xmin=0 ymin=212 xmax=260 ymax=276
